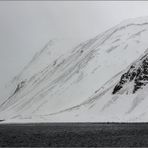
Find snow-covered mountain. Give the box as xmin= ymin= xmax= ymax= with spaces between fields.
xmin=1 ymin=17 xmax=148 ymax=122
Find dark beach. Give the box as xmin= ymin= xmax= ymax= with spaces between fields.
xmin=0 ymin=122 xmax=148 ymax=147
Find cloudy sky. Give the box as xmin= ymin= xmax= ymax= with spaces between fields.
xmin=1 ymin=1 xmax=148 ymax=88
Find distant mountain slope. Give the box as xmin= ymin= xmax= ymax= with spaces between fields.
xmin=2 ymin=17 xmax=148 ymax=122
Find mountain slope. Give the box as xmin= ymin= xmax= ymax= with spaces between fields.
xmin=1 ymin=17 xmax=148 ymax=122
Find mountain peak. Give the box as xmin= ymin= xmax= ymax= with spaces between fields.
xmin=2 ymin=17 xmax=148 ymax=122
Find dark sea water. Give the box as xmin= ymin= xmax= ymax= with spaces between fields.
xmin=0 ymin=122 xmax=148 ymax=147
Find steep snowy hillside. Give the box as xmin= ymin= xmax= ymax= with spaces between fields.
xmin=1 ymin=17 xmax=148 ymax=122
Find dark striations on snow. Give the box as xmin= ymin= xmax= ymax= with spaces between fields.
xmin=112 ymin=53 xmax=148 ymax=94
xmin=13 ymin=81 xmax=25 ymax=95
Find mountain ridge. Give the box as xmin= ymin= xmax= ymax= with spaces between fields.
xmin=1 ymin=17 xmax=148 ymax=122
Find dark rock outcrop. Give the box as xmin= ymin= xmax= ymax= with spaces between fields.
xmin=112 ymin=53 xmax=148 ymax=94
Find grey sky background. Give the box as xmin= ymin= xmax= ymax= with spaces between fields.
xmin=1 ymin=1 xmax=148 ymax=88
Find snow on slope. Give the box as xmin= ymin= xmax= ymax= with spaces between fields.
xmin=1 ymin=17 xmax=148 ymax=122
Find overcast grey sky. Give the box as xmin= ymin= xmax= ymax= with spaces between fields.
xmin=1 ymin=1 xmax=148 ymax=87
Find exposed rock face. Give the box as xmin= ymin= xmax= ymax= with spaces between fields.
xmin=112 ymin=53 xmax=148 ymax=94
